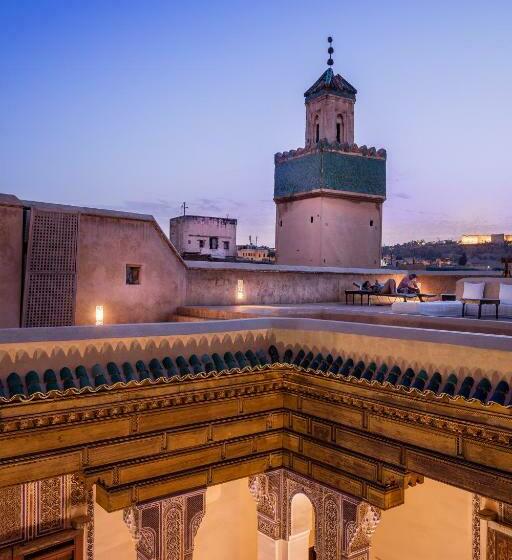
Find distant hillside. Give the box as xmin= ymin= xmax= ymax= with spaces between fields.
xmin=382 ymin=240 xmax=512 ymax=269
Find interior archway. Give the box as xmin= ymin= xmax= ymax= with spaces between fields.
xmin=290 ymin=493 xmax=316 ymax=560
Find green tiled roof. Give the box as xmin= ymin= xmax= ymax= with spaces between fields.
xmin=1 ymin=346 xmax=510 ymax=408
xmin=304 ymin=68 xmax=357 ymax=102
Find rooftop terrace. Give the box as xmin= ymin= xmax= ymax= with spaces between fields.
xmin=0 ymin=317 xmax=510 ymax=509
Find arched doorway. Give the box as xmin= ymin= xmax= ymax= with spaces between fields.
xmin=289 ymin=493 xmax=316 ymax=560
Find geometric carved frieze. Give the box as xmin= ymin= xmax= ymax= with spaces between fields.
xmin=472 ymin=494 xmax=481 ymax=560
xmin=0 ymin=368 xmax=511 ymax=511
xmin=123 ymin=488 xmax=206 ymax=560
xmin=249 ymin=469 xmax=381 ymax=560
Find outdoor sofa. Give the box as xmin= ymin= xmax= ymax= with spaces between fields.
xmin=391 ymin=277 xmax=512 ymax=319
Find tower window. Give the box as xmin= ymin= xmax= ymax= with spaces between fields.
xmin=315 ymin=124 xmax=320 ymax=143
xmin=280 ymin=220 xmax=283 ymax=227
xmin=336 ymin=115 xmax=344 ymax=143
xmin=310 ymin=216 xmax=314 ymax=223
xmin=370 ymin=220 xmax=374 ymax=226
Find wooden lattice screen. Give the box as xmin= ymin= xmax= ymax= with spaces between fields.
xmin=22 ymin=209 xmax=79 ymax=327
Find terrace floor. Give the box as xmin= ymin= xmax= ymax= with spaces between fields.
xmin=176 ymin=302 xmax=512 ymax=337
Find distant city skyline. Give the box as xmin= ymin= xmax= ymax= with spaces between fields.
xmin=1 ymin=0 xmax=511 ymax=245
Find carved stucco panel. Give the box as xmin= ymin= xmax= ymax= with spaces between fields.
xmin=123 ymin=489 xmax=206 ymax=560
xmin=0 ymin=474 xmax=88 ymax=555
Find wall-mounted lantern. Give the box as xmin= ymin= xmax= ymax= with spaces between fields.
xmin=95 ymin=305 xmax=104 ymax=326
xmin=237 ymin=279 xmax=245 ymax=301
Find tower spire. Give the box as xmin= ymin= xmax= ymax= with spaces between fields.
xmin=327 ymin=36 xmax=334 ymax=67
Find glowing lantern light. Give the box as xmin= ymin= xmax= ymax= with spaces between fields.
xmin=95 ymin=305 xmax=104 ymax=326
xmin=237 ymin=279 xmax=245 ymax=301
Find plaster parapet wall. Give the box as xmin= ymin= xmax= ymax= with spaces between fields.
xmin=1 ymin=317 xmax=511 ymax=385
xmin=185 ymin=261 xmax=500 ymax=306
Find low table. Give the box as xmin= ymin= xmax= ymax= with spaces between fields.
xmin=461 ymin=298 xmax=500 ymax=319
xmin=345 ymin=290 xmax=372 ymax=305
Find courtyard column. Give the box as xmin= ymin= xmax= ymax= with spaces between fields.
xmin=249 ymin=469 xmax=381 ymax=560
xmin=248 ymin=471 xmax=289 ymax=560
xmin=123 ymin=488 xmax=206 ymax=560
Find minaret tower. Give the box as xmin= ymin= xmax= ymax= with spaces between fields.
xmin=305 ymin=37 xmax=355 ymax=148
xmin=274 ymin=38 xmax=387 ymax=268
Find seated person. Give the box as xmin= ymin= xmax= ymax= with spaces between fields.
xmin=360 ymin=279 xmax=396 ymax=294
xmin=397 ymin=273 xmax=420 ymax=294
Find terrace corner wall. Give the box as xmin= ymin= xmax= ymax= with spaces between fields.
xmin=75 ymin=216 xmax=187 ymax=325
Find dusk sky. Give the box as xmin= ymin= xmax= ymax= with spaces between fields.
xmin=1 ymin=0 xmax=511 ymax=245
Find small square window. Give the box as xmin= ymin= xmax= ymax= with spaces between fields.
xmin=126 ymin=265 xmax=141 ymax=285
xmin=223 ymin=241 xmax=230 ymax=250
xmin=199 ymin=239 xmax=205 ymax=248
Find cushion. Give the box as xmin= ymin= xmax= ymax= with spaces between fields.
xmin=462 ymin=282 xmax=485 ymax=300
xmin=499 ymin=283 xmax=512 ymax=305
xmin=500 ymin=303 xmax=512 ymax=318
xmin=392 ymin=301 xmax=463 ymax=317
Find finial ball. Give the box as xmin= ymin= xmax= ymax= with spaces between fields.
xmin=328 ymin=46 xmax=334 ymax=54
xmin=328 ymin=36 xmax=333 ymax=43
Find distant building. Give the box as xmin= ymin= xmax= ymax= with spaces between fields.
xmin=460 ymin=233 xmax=512 ymax=245
xmin=237 ymin=244 xmax=275 ymax=263
xmin=169 ymin=215 xmax=237 ymax=259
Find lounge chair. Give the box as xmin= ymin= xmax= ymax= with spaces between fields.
xmin=345 ymin=287 xmax=437 ymax=305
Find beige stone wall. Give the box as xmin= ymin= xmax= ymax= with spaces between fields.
xmin=75 ymin=216 xmax=187 ymax=325
xmin=0 ymin=202 xmax=23 ymax=328
xmin=276 ymin=196 xmax=382 ymax=267
xmin=371 ymin=478 xmax=472 ymax=560
xmin=94 ymin=498 xmax=136 ymax=560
